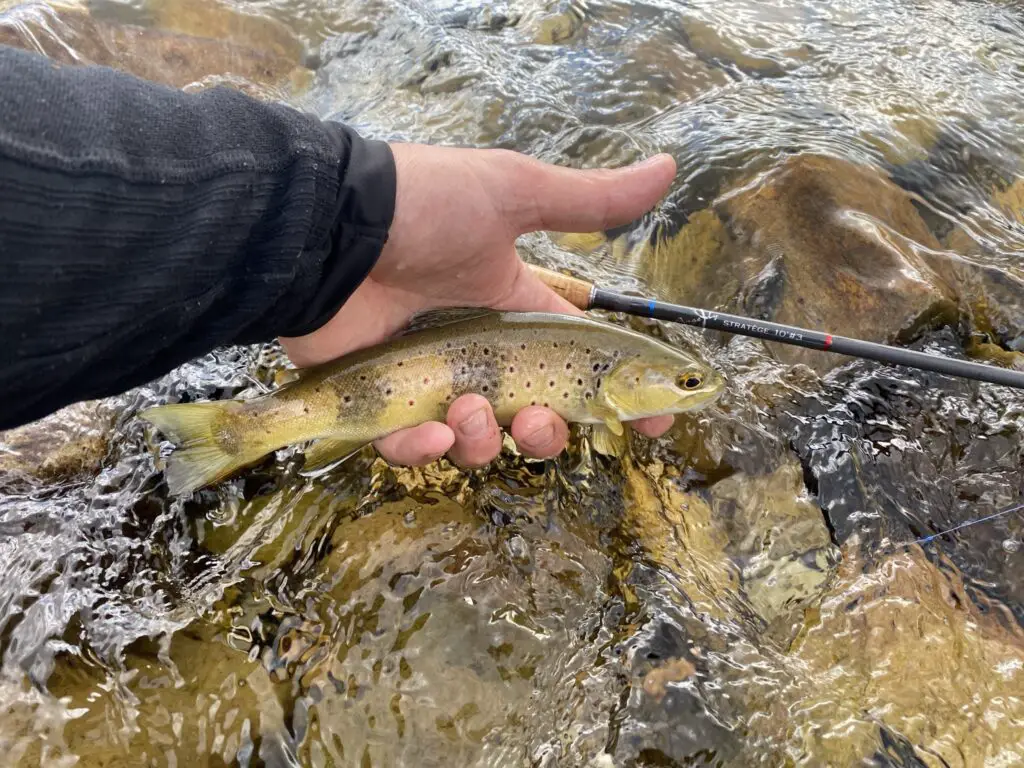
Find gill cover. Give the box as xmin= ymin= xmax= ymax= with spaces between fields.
xmin=601 ymin=356 xmax=719 ymax=419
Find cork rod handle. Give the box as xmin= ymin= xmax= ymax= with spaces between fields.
xmin=529 ymin=265 xmax=595 ymax=310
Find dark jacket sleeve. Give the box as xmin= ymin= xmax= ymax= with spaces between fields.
xmin=0 ymin=44 xmax=396 ymax=430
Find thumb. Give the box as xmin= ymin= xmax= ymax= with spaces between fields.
xmin=509 ymin=153 xmax=677 ymax=234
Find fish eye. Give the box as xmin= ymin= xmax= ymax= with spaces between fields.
xmin=678 ymin=373 xmax=703 ymax=390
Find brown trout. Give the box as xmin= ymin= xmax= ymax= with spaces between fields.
xmin=141 ymin=311 xmax=724 ymax=495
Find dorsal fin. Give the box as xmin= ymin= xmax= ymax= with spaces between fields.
xmin=397 ymin=307 xmax=496 ymax=336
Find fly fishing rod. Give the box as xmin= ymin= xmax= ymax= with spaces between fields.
xmin=529 ymin=265 xmax=1024 ymax=390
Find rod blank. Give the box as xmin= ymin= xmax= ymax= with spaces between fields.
xmin=530 ymin=265 xmax=1024 ymax=390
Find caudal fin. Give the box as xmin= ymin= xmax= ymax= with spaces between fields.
xmin=140 ymin=401 xmax=251 ymax=496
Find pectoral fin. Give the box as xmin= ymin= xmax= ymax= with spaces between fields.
xmin=399 ymin=307 xmax=494 ymax=336
xmin=301 ymin=437 xmax=366 ymax=471
xmin=592 ymin=423 xmax=629 ymax=457
xmin=588 ymin=400 xmax=624 ymax=436
xmin=603 ymin=416 xmax=624 ymax=436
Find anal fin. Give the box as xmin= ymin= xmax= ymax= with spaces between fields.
xmin=301 ymin=437 xmax=366 ymax=471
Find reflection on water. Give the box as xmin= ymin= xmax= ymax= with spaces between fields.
xmin=1 ymin=0 xmax=1023 ymax=764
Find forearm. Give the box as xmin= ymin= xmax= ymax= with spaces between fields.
xmin=0 ymin=44 xmax=395 ymax=430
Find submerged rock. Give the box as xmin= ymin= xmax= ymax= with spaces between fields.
xmin=756 ymin=542 xmax=1024 ymax=766
xmin=141 ymin=0 xmax=306 ymax=64
xmin=554 ymin=154 xmax=965 ymax=375
xmin=0 ymin=1 xmax=311 ymax=96
xmin=939 ymin=177 xmax=1024 ymax=351
xmin=710 ymin=460 xmax=837 ymax=643
xmin=0 ymin=400 xmax=116 ymax=487
xmin=47 ymin=626 xmax=293 ymax=766
xmin=681 ymin=154 xmax=957 ymax=373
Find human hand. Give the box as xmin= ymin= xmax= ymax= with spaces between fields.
xmin=280 ymin=143 xmax=678 ymax=468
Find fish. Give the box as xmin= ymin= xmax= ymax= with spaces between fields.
xmin=140 ymin=310 xmax=725 ymax=495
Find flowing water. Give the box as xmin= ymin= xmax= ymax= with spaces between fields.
xmin=1 ymin=0 xmax=1023 ymax=765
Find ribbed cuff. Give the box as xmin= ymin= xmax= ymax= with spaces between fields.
xmin=279 ymin=127 xmax=397 ymax=338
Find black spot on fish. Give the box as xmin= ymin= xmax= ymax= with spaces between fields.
xmin=593 ymin=364 xmax=601 ymax=372
xmin=565 ymin=363 xmax=572 ymax=370
xmin=509 ymin=366 xmax=515 ymax=373
xmin=343 ymin=396 xmax=352 ymax=404
xmin=562 ymin=392 xmax=568 ymax=399
xmin=569 ymin=340 xmax=575 ymax=347
xmin=585 ymin=392 xmax=593 ymax=400
xmin=408 ymin=399 xmax=415 ymax=406
xmin=596 ymin=380 xmax=601 ymax=390
xmin=509 ymin=391 xmax=515 ymax=398
xmin=539 ymin=363 xmax=546 ymax=370
xmin=482 ymin=385 xmax=489 ymax=393
xmin=423 ymin=377 xmax=430 ymax=384
xmin=549 ymin=380 xmax=555 ymax=388
xmin=386 ymin=388 xmax=393 ymax=395
xmin=483 ymin=347 xmax=490 ymax=355
xmin=520 ymin=343 xmax=526 ymax=350
xmin=585 ymin=348 xmax=591 ymax=354
xmin=526 ymin=381 xmax=532 ymax=388
xmin=397 ymin=361 xmax=403 ymax=367
xmin=360 ymin=375 xmax=367 ymax=381
xmin=531 ymin=400 xmax=536 ymax=406
xmin=553 ymin=342 xmax=558 ymax=348
xmin=303 ymin=406 xmax=309 ymax=413
xmin=576 ymin=378 xmax=583 ymax=386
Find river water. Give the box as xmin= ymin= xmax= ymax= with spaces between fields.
xmin=0 ymin=0 xmax=1022 ymax=765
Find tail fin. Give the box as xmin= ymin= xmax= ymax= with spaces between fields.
xmin=140 ymin=401 xmax=252 ymax=496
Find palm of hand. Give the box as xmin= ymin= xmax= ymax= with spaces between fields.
xmin=281 ymin=144 xmax=678 ymax=467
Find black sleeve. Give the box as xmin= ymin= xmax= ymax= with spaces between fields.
xmin=0 ymin=44 xmax=396 ymax=430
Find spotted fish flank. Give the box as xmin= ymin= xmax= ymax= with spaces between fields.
xmin=140 ymin=311 xmax=725 ymax=495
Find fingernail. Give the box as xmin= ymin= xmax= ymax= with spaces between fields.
xmin=520 ymin=423 xmax=555 ymax=451
xmin=458 ymin=408 xmax=489 ymax=437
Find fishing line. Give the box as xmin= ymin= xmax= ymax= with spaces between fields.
xmin=893 ymin=501 xmax=1024 ymax=549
